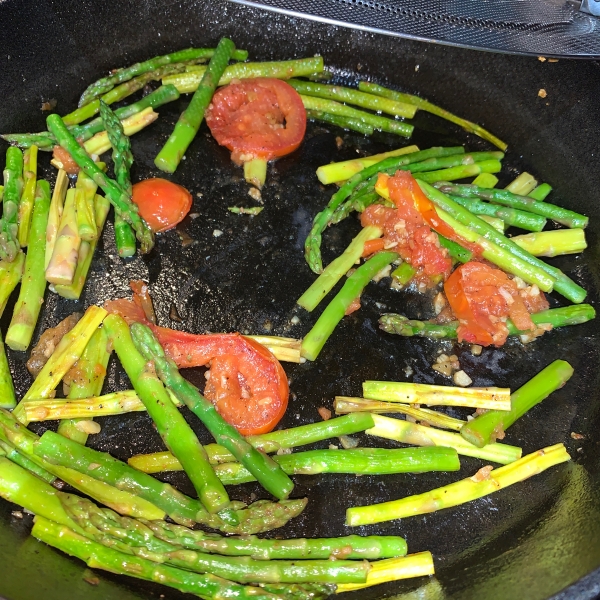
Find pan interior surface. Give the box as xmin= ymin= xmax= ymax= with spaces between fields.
xmin=0 ymin=1 xmax=600 ymax=599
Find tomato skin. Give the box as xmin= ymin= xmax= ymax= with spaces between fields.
xmin=205 ymin=78 xmax=306 ymax=163
xmin=132 ymin=178 xmax=192 ymax=232
xmin=444 ymin=262 xmax=537 ymax=346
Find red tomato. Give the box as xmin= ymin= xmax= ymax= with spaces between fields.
xmin=132 ymin=178 xmax=192 ymax=232
xmin=205 ymin=78 xmax=306 ymax=163
xmin=105 ymin=289 xmax=289 ymax=436
xmin=444 ymin=262 xmax=536 ymax=347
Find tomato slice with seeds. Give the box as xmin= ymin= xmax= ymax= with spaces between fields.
xmin=132 ymin=178 xmax=192 ymax=232
xmin=205 ymin=78 xmax=306 ymax=163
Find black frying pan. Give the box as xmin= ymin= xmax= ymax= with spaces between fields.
xmin=1 ymin=1 xmax=600 ymax=599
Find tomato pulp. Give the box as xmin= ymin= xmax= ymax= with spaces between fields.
xmin=132 ymin=178 xmax=192 ymax=232
xmin=205 ymin=78 xmax=306 ymax=163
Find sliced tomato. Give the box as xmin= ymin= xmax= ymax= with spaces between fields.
xmin=105 ymin=288 xmax=289 ymax=436
xmin=132 ymin=178 xmax=192 ymax=232
xmin=205 ymin=78 xmax=306 ymax=163
xmin=444 ymin=262 xmax=537 ymax=347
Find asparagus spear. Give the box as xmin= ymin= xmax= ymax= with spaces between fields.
xmin=506 ymin=171 xmax=537 ymax=195
xmin=0 ymin=332 xmax=16 ymax=409
xmin=316 ymin=145 xmax=420 ymax=185
xmin=418 ymin=180 xmax=587 ymax=303
xmin=75 ymin=169 xmax=100 ymax=241
xmin=307 ymin=110 xmax=375 ymax=135
xmin=301 ymin=251 xmax=398 ymax=361
xmin=297 ymin=225 xmax=383 ymax=312
xmin=247 ymin=335 xmax=303 ymax=363
xmin=472 ymin=172 xmax=499 ymax=188
xmin=53 ymin=194 xmax=111 ymax=299
xmin=17 ymin=145 xmax=38 ymax=247
xmin=437 ymin=234 xmax=473 ymax=263
xmin=129 ymin=322 xmax=295 ymax=501
xmin=45 ymin=188 xmax=79 ymax=285
xmin=0 ymin=441 xmax=56 ymax=484
xmin=0 ymin=407 xmax=165 ymax=520
xmin=46 ymin=114 xmax=154 ymax=253
xmin=334 ymin=396 xmax=466 ymax=432
xmin=32 ymin=517 xmax=282 ymax=600
xmin=78 ymin=46 xmax=248 ymax=106
xmin=0 ymin=146 xmax=23 ymax=261
xmin=362 ymin=380 xmax=511 ymax=411
xmin=0 ymin=251 xmax=25 ymax=318
xmin=391 ymin=261 xmax=418 ymax=285
xmin=288 ymin=79 xmax=417 ymax=118
xmin=163 ymin=57 xmax=325 ymax=93
xmin=366 ymin=414 xmax=522 ymax=464
xmin=529 ymin=183 xmax=552 ymax=201
xmin=56 ymin=326 xmax=111 ymax=444
xmin=243 ymin=158 xmax=268 ymax=189
xmin=155 ymin=37 xmax=235 ymax=173
xmin=103 ymin=315 xmax=230 ymax=514
xmin=213 ymin=446 xmax=460 ymax=486
xmin=511 ymin=228 xmax=587 ymax=257
xmin=461 ymin=360 xmax=574 ymax=448
xmin=5 ymin=181 xmax=50 ymax=352
xmin=357 ymin=80 xmax=507 ymax=150
xmin=346 ymin=444 xmax=570 ymax=525
xmin=305 ymin=146 xmax=464 ymax=273
xmin=300 ymin=95 xmax=413 ymax=137
xmin=44 ymin=169 xmax=68 ymax=269
xmin=434 ymin=182 xmax=588 ymax=229
xmin=379 ymin=304 xmax=596 ymax=339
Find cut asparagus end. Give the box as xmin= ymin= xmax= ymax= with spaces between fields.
xmin=505 ymin=171 xmax=537 ymax=195
xmin=243 ymin=158 xmax=267 ymax=189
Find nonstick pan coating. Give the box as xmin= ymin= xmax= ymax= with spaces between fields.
xmin=1 ymin=1 xmax=600 ymax=599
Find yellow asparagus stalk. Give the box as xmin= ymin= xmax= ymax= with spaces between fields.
xmin=45 ymin=189 xmax=79 ymax=285
xmin=17 ymin=145 xmax=38 ymax=247
xmin=45 ymin=169 xmax=68 ymax=269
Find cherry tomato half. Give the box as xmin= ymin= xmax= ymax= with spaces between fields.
xmin=132 ymin=178 xmax=192 ymax=232
xmin=205 ymin=78 xmax=306 ymax=163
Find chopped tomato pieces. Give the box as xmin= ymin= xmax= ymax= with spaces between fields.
xmin=444 ymin=262 xmax=546 ymax=346
xmin=132 ymin=178 xmax=192 ymax=232
xmin=205 ymin=78 xmax=306 ymax=164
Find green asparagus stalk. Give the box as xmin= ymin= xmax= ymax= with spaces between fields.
xmin=433 ymin=182 xmax=588 ymax=229
xmin=0 ymin=407 xmax=165 ymax=520
xmin=472 ymin=172 xmax=498 ymax=188
xmin=300 ymin=95 xmax=413 ymax=137
xmin=437 ymin=234 xmax=473 ymax=263
xmin=301 ymin=251 xmax=398 ymax=361
xmin=418 ymin=180 xmax=588 ymax=303
xmin=288 ymin=80 xmax=417 ymax=118
xmin=46 ymin=114 xmax=154 ymax=253
xmin=511 ymin=229 xmax=587 ymax=257
xmin=379 ymin=304 xmax=596 ymax=339
xmin=506 ymin=172 xmax=537 ymax=195
xmin=336 ymin=552 xmax=435 ymax=593
xmin=0 ymin=441 xmax=56 ymax=484
xmin=74 ymin=169 xmax=99 ymax=241
xmin=415 ymin=159 xmax=502 ymax=183
xmin=0 ymin=251 xmax=25 ymax=318
xmin=528 ymin=183 xmax=552 ymax=201
xmin=346 ymin=444 xmax=570 ymax=525
xmin=53 ymin=194 xmax=110 ymax=299
xmin=5 ymin=181 xmax=51 ymax=351
xmin=56 ymin=326 xmax=111 ymax=444
xmin=448 ymin=194 xmax=547 ymax=232
xmin=155 ymin=37 xmax=235 ymax=173
xmin=103 ymin=315 xmax=230 ymax=514
xmin=306 ymin=110 xmax=375 ymax=135
xmin=45 ymin=188 xmax=79 ymax=285
xmin=78 ymin=46 xmax=248 ymax=106
xmin=316 ymin=145 xmax=420 ymax=185
xmin=44 ymin=169 xmax=68 ymax=270
xmin=163 ymin=57 xmax=325 ymax=93
xmin=243 ymin=158 xmax=267 ymax=189
xmin=334 ymin=397 xmax=466 ymax=431
xmin=17 ymin=145 xmax=38 ymax=247
xmin=366 ymin=414 xmax=522 ymax=465
xmin=362 ymin=380 xmax=511 ymax=411
xmin=358 ymin=81 xmax=507 ymax=150
xmin=0 ymin=332 xmax=16 ymax=409
xmin=81 ymin=107 xmax=158 ymax=157
xmin=297 ymin=225 xmax=383 ymax=311
xmin=213 ymin=446 xmax=460 ymax=486
xmin=0 ymin=146 xmax=23 ymax=261
xmin=32 ymin=517 xmax=282 ymax=600
xmin=305 ymin=146 xmax=464 ymax=273
xmin=461 ymin=360 xmax=574 ymax=448
xmin=128 ymin=413 xmax=376 ymax=472
xmin=129 ymin=322 xmax=295 ymax=501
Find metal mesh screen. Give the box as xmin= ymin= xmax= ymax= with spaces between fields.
xmin=230 ymin=0 xmax=600 ymax=57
